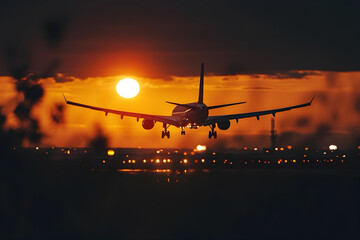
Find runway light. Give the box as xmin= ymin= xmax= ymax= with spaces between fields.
xmin=132 ymin=160 xmax=135 ymax=163
xmin=183 ymin=159 xmax=188 ymax=163
xmin=196 ymin=145 xmax=206 ymax=151
xmin=102 ymin=160 xmax=106 ymax=164
xmin=163 ymin=159 xmax=167 ymax=163
xmin=329 ymin=145 xmax=337 ymax=151
xmin=143 ymin=159 xmax=146 ymax=163
xmin=156 ymin=159 xmax=160 ymax=163
xmin=287 ymin=145 xmax=292 ymax=150
xmin=201 ymin=159 xmax=205 ymax=163
xmin=107 ymin=150 xmax=115 ymax=156
xmin=35 ymin=146 xmax=39 ymax=150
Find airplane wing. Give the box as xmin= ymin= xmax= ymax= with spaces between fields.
xmin=63 ymin=94 xmax=180 ymax=127
xmin=204 ymin=96 xmax=315 ymax=126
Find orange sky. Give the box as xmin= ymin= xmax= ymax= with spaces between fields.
xmin=1 ymin=70 xmax=360 ymax=149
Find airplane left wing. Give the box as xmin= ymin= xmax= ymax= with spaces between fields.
xmin=204 ymin=96 xmax=314 ymax=126
xmin=63 ymin=95 xmax=180 ymax=127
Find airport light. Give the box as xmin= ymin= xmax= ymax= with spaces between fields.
xmin=107 ymin=150 xmax=115 ymax=156
xmin=156 ymin=159 xmax=160 ymax=163
xmin=183 ymin=159 xmax=188 ymax=163
xmin=329 ymin=145 xmax=337 ymax=151
xmin=196 ymin=145 xmax=206 ymax=151
xmin=201 ymin=159 xmax=205 ymax=163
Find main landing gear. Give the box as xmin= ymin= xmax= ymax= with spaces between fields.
xmin=161 ymin=123 xmax=170 ymax=138
xmin=208 ymin=124 xmax=217 ymax=139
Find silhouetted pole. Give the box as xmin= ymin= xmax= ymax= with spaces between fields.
xmin=270 ymin=117 xmax=277 ymax=149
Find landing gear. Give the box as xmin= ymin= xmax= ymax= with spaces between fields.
xmin=208 ymin=124 xmax=217 ymax=139
xmin=161 ymin=123 xmax=170 ymax=138
xmin=181 ymin=127 xmax=185 ymax=135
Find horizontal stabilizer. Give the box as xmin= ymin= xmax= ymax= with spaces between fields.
xmin=165 ymin=101 xmax=198 ymax=109
xmin=208 ymin=101 xmax=246 ymax=110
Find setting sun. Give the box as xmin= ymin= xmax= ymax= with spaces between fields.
xmin=116 ymin=78 xmax=140 ymax=98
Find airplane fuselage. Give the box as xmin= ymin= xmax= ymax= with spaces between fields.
xmin=171 ymin=102 xmax=209 ymax=127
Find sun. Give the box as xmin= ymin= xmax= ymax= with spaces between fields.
xmin=116 ymin=78 xmax=140 ymax=98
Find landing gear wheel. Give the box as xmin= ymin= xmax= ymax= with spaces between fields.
xmin=162 ymin=123 xmax=170 ymax=139
xmin=209 ymin=124 xmax=217 ymax=139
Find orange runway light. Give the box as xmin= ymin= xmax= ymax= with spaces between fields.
xmin=107 ymin=150 xmax=115 ymax=156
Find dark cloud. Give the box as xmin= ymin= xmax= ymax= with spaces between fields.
xmin=295 ymin=117 xmax=311 ymax=128
xmin=42 ymin=17 xmax=69 ymax=47
xmin=53 ymin=73 xmax=75 ymax=83
xmin=354 ymin=94 xmax=360 ymax=114
xmin=50 ymin=103 xmax=65 ymax=124
xmin=1 ymin=0 xmax=359 ymax=78
xmin=88 ymin=125 xmax=109 ymax=151
xmin=267 ymin=71 xmax=320 ymax=80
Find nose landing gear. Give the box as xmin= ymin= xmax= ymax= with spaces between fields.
xmin=208 ymin=124 xmax=217 ymax=139
xmin=161 ymin=123 xmax=170 ymax=138
xmin=180 ymin=127 xmax=185 ymax=135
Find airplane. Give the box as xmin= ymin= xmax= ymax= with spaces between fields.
xmin=63 ymin=63 xmax=314 ymax=139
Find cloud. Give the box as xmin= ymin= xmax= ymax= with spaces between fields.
xmin=53 ymin=73 xmax=75 ymax=83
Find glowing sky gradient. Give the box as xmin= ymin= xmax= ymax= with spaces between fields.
xmin=1 ymin=70 xmax=359 ymax=148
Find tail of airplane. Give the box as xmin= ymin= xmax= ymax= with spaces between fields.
xmin=198 ymin=63 xmax=204 ymax=104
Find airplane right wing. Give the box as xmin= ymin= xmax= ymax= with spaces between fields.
xmin=63 ymin=95 xmax=181 ymax=127
xmin=204 ymin=96 xmax=315 ymax=126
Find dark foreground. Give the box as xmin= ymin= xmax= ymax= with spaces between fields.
xmin=1 ymin=151 xmax=359 ymax=239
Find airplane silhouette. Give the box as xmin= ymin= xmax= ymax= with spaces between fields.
xmin=63 ymin=63 xmax=314 ymax=139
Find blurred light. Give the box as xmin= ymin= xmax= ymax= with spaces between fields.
xmin=167 ymin=159 xmax=171 ymax=162
xmin=280 ymin=147 xmax=284 ymax=151
xmin=287 ymin=145 xmax=292 ymax=150
xmin=128 ymin=160 xmax=131 ymax=163
xmin=213 ymin=160 xmax=216 ymax=163
xmin=244 ymin=147 xmax=247 ymax=150
xmin=67 ymin=150 xmax=70 ymax=155
xmin=132 ymin=160 xmax=136 ymax=163
xmin=143 ymin=159 xmax=146 ymax=163
xmin=183 ymin=159 xmax=188 ymax=163
xmin=102 ymin=160 xmax=106 ymax=163
xmin=183 ymin=152 xmax=187 ymax=156
xmin=163 ymin=159 xmax=167 ymax=163
xmin=342 ymin=155 xmax=346 ymax=158
xmin=305 ymin=147 xmax=309 ymax=151
xmin=35 ymin=147 xmax=39 ymax=150
xmin=329 ymin=145 xmax=337 ymax=151
xmin=254 ymin=148 xmax=258 ymax=151
xmin=201 ymin=159 xmax=205 ymax=163
xmin=107 ymin=150 xmax=115 ymax=156
xmin=275 ymin=148 xmax=278 ymax=151
xmin=156 ymin=159 xmax=160 ymax=163
xmin=196 ymin=145 xmax=207 ymax=151
xmin=122 ymin=161 xmax=125 ymax=164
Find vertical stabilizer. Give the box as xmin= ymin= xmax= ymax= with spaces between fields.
xmin=198 ymin=63 xmax=204 ymax=103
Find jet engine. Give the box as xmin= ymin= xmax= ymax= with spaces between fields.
xmin=142 ymin=119 xmax=155 ymax=130
xmin=217 ymin=120 xmax=230 ymax=130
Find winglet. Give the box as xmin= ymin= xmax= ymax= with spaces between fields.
xmin=62 ymin=92 xmax=68 ymax=103
xmin=310 ymin=95 xmax=315 ymax=105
